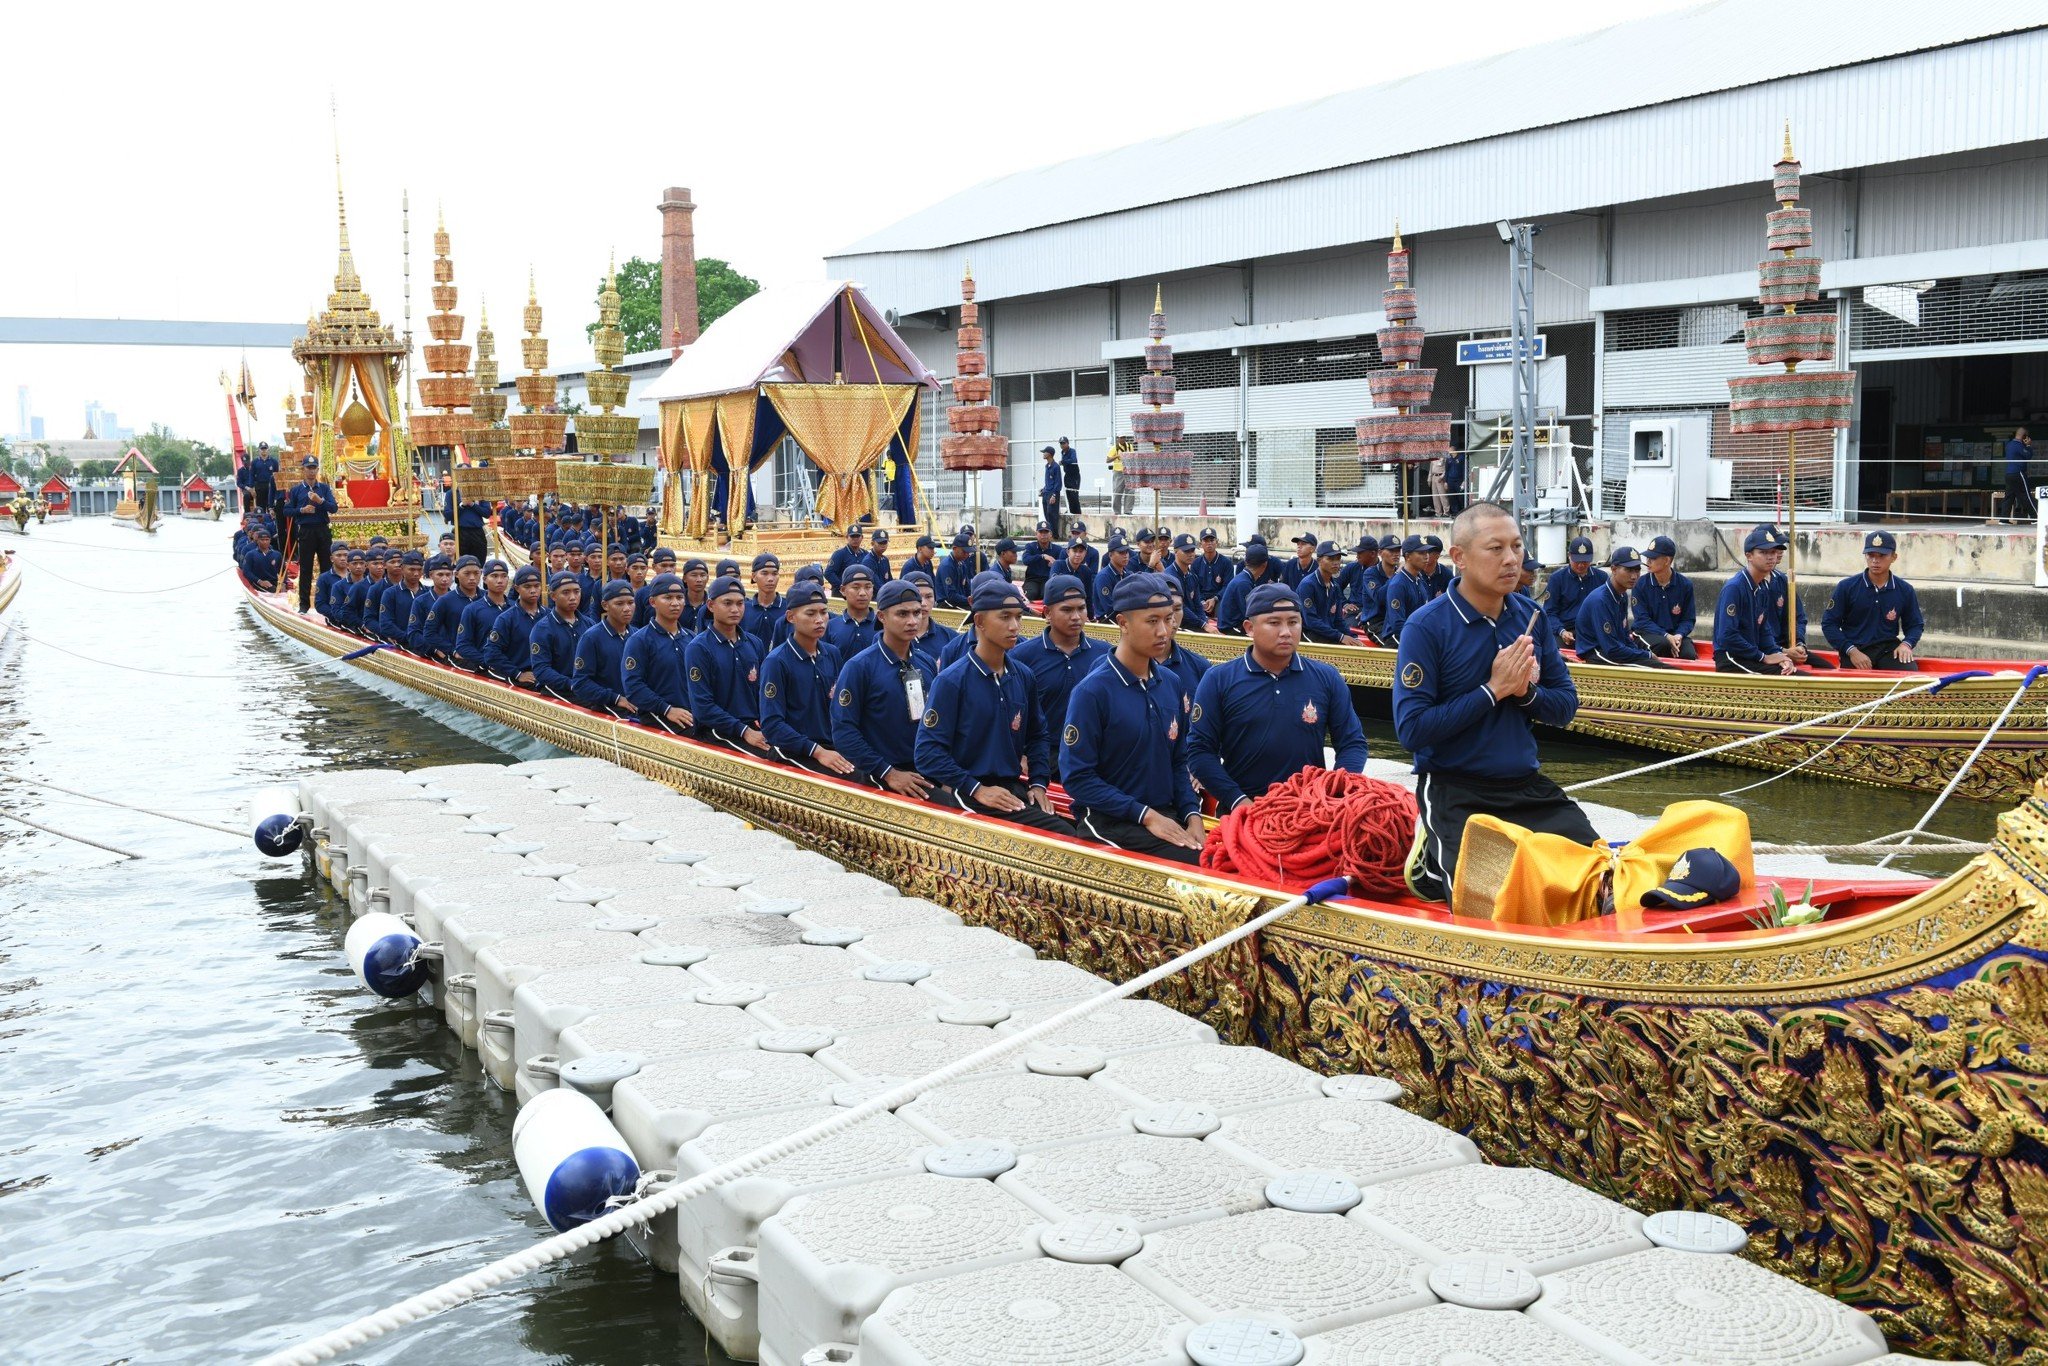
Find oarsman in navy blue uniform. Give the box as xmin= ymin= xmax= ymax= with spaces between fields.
xmin=347 ymin=552 xmax=388 ymax=636
xmin=1193 ymin=528 xmax=1231 ymax=616
xmin=245 ymin=442 xmax=279 ymax=512
xmin=1165 ymin=535 xmax=1218 ymax=632
xmin=379 ymin=551 xmax=427 ymax=644
xmin=1359 ymin=537 xmax=1403 ymax=642
xmin=1543 ymin=537 xmax=1607 ymax=649
xmin=424 ymin=556 xmax=484 ymax=661
xmin=1055 ymin=538 xmax=1093 ymax=600
xmin=827 ymin=565 xmax=881 ymax=657
xmin=1760 ymin=536 xmax=1832 ymax=669
xmin=935 ymin=533 xmax=982 ymax=608
xmin=990 ymin=537 xmax=1021 ymax=583
xmin=1020 ymin=522 xmax=1059 ymax=597
xmin=759 ymin=581 xmax=854 ymax=773
xmin=240 ymin=527 xmax=283 ymax=591
xmin=1131 ymin=527 xmax=1161 ymax=573
xmin=485 ymin=566 xmax=546 ymax=684
xmin=443 ymin=484 xmax=489 ymax=563
xmin=527 ymin=572 xmax=587 ymax=699
xmin=917 ymin=579 xmax=1076 ymax=835
xmin=825 ymin=526 xmax=867 ymax=595
xmin=1061 ymin=573 xmax=1204 ymax=865
xmin=1039 ymin=446 xmax=1064 ymax=536
xmin=455 ymin=560 xmax=510 ymax=672
xmin=1189 ymin=582 xmax=1369 ymax=812
xmin=744 ymin=552 xmax=787 ymax=652
xmin=1216 ymin=542 xmax=1282 ymax=635
xmin=602 ymin=546 xmax=630 ymax=589
xmin=1574 ymin=547 xmax=1669 ymax=668
xmin=634 ymin=548 xmax=676 ymax=627
xmin=572 ymin=580 xmax=640 ymax=716
xmin=903 ymin=534 xmax=942 ymax=585
xmin=1296 ymin=540 xmax=1351 ymax=644
xmin=1091 ymin=534 xmax=1135 ymax=621
xmin=832 ymin=580 xmax=940 ymax=796
xmin=1630 ymin=535 xmax=1697 ymax=659
xmin=1423 ymin=535 xmax=1451 ymax=597
xmin=1277 ymin=534 xmax=1317 ymax=589
xmin=1011 ymin=575 xmax=1110 ymax=739
xmin=1379 ymin=535 xmax=1437 ymax=644
xmin=863 ymin=529 xmax=893 ymax=583
xmin=1066 ymin=521 xmax=1100 ymax=579
xmin=621 ymin=572 xmax=695 ymax=732
xmin=1160 ymin=580 xmax=1212 ymax=701
xmin=285 ymin=456 xmax=339 ymax=614
xmin=901 ymin=571 xmax=956 ymax=664
xmin=1822 ymin=530 xmax=1925 ymax=671
xmin=326 ymin=551 xmax=364 ymax=629
xmin=1394 ymin=503 xmax=1597 ymax=906
xmin=313 ymin=545 xmax=348 ymax=620
xmin=407 ymin=555 xmax=454 ymax=655
xmin=685 ymin=575 xmax=771 ymax=757
xmin=1333 ymin=536 xmax=1379 ymax=635
xmin=1714 ymin=525 xmax=1798 ymax=675
xmin=676 ymin=559 xmax=712 ymax=634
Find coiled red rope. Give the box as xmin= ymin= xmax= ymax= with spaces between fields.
xmin=1201 ymin=768 xmax=1418 ymax=897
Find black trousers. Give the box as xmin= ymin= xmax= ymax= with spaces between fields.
xmin=1580 ymin=647 xmax=1672 ymax=668
xmin=1714 ymin=652 xmax=1785 ymax=675
xmin=1074 ymin=809 xmax=1200 ymax=865
xmin=1848 ymin=639 xmax=1917 ymax=671
xmin=459 ymin=526 xmax=488 ymax=563
xmin=1407 ymin=770 xmax=1599 ymax=907
xmin=1063 ymin=467 xmax=1082 ymax=515
xmin=296 ymin=525 xmax=334 ymax=611
xmin=2006 ymin=471 xmax=2038 ymax=523
xmin=252 ymin=485 xmax=274 ymax=512
xmin=934 ymin=780 xmax=1078 ymax=837
xmin=1040 ymin=495 xmax=1063 ymax=539
xmin=1636 ymin=631 xmax=1699 ymax=660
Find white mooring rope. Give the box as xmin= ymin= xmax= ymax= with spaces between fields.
xmin=255 ymin=876 xmax=1351 ymax=1365
xmin=1877 ymin=665 xmax=2044 ymax=868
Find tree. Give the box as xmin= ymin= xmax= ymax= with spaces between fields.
xmin=590 ymin=254 xmax=761 ymax=353
xmin=78 ymin=460 xmax=115 ymax=480
xmin=43 ymin=453 xmax=74 ymax=478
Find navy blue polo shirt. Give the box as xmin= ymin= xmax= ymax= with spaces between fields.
xmin=621 ymin=620 xmax=691 ymax=712
xmin=826 ymin=607 xmax=879 ymax=658
xmin=485 ymin=602 xmax=543 ymax=677
xmin=240 ymin=547 xmax=282 ymax=587
xmin=1380 ymin=569 xmax=1434 ymax=640
xmin=832 ymin=640 xmax=938 ymax=783
xmin=1765 ymin=570 xmax=1813 ymax=646
xmin=760 ymin=637 xmax=843 ymax=760
xmin=1188 ymin=649 xmax=1368 ymax=809
xmin=457 ymin=593 xmax=508 ymax=666
xmin=825 ymin=543 xmax=864 ymax=592
xmin=1631 ymin=569 xmax=1696 ymax=639
xmin=1575 ymin=581 xmax=1654 ymax=663
xmin=405 ymin=585 xmax=442 ymax=653
xmin=1357 ymin=562 xmax=1396 ymax=630
xmin=528 ymin=609 xmax=583 ymax=692
xmin=1167 ymin=559 xmax=1211 ymax=629
xmin=938 ymin=627 xmax=978 ymax=670
xmin=1544 ymin=565 xmax=1607 ymax=624
xmin=1713 ymin=572 xmax=1781 ymax=666
xmin=743 ymin=593 xmax=787 ymax=652
xmin=1091 ymin=560 xmax=1135 ymax=620
xmin=685 ymin=624 xmax=765 ymax=742
xmin=1012 ymin=629 xmax=1111 ymax=738
xmin=1163 ymin=642 xmax=1210 ymax=702
xmin=915 ymin=651 xmax=1051 ymax=796
xmin=1059 ymin=654 xmax=1199 ymax=826
xmin=1821 ymin=572 xmax=1924 ymax=653
xmin=425 ymin=586 xmax=479 ymax=655
xmin=1277 ymin=554 xmax=1317 ymax=589
xmin=934 ymin=553 xmax=980 ymax=608
xmin=1297 ymin=568 xmax=1349 ymax=643
xmin=910 ymin=618 xmax=956 ymax=666
xmin=1192 ymin=550 xmax=1232 ymax=601
xmin=1391 ymin=582 xmax=1580 ymax=781
xmin=1216 ymin=566 xmax=1280 ymax=635
xmin=572 ymin=619 xmax=633 ymax=710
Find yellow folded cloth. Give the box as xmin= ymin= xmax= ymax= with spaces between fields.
xmin=1453 ymin=799 xmax=1755 ymax=929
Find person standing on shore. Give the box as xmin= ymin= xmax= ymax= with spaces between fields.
xmin=2006 ymin=427 xmax=2037 ymax=524
xmin=1039 ymin=447 xmax=1064 ymax=538
xmin=1059 ymin=437 xmax=1082 ymax=517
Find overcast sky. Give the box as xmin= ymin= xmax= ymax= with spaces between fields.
xmin=1 ymin=0 xmax=1686 ymax=448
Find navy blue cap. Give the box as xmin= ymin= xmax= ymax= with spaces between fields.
xmin=717 ymin=559 xmax=739 ymax=578
xmin=1243 ymin=542 xmax=1269 ymax=565
xmin=707 ymin=574 xmax=744 ymax=601
xmin=1042 ymin=574 xmax=1088 ymax=609
xmin=1400 ymin=534 xmax=1426 ymax=555
xmin=1135 ymin=528 xmax=1157 ymax=544
xmin=1199 ymin=527 xmax=1218 ymax=540
xmin=1609 ymin=545 xmax=1643 ymax=569
xmin=455 ymin=554 xmax=481 ymax=570
xmin=1066 ymin=538 xmax=1089 ymax=553
xmin=652 ymin=546 xmax=677 ymax=564
xmin=875 ymin=580 xmax=921 ymax=611
xmin=1035 ymin=520 xmax=1051 ymax=533
xmin=793 ymin=563 xmax=825 ymax=583
xmin=994 ymin=537 xmax=1018 ymax=554
xmin=901 ymin=569 xmax=935 ymax=591
xmin=1647 ymin=535 xmax=1678 ymax=559
xmin=1107 ymin=534 xmax=1131 ymax=553
xmin=970 ymin=580 xmax=1027 ymax=613
xmin=751 ymin=552 xmax=780 ymax=572
xmin=1245 ymin=532 xmax=1266 ymax=545
xmin=400 ymin=549 xmax=425 ymax=567
xmin=301 ymin=455 xmax=319 ymax=467
xmin=1291 ymin=532 xmax=1316 ymax=547
xmin=682 ymin=558 xmax=708 ymax=574
xmin=1568 ymin=536 xmax=1595 ymax=562
xmin=915 ymin=534 xmax=936 ymax=550
xmin=627 ymin=553 xmax=648 ymax=566
xmin=1316 ymin=540 xmax=1342 ymax=559
xmin=1072 ymin=520 xmax=1089 ymax=534
xmin=1862 ymin=529 xmax=1897 ymax=554
xmin=1522 ymin=555 xmax=1542 ymax=572
xmin=599 ymin=578 xmax=633 ymax=603
xmin=840 ymin=564 xmax=875 ymax=587
xmin=950 ymin=532 xmax=973 ymax=548
xmin=1172 ymin=533 xmax=1197 ymax=552
xmin=1642 ymin=848 xmax=1743 ymax=909
xmin=1743 ymin=524 xmax=1787 ymax=552
xmin=785 ymin=580 xmax=828 ymax=610
xmin=547 ymin=571 xmax=578 ymax=590
xmin=512 ymin=565 xmax=542 ymax=587
xmin=1353 ymin=536 xmax=1378 ymax=554
xmin=483 ymin=558 xmax=508 ymax=575
xmin=970 ymin=569 xmax=1006 ymax=590
xmin=1245 ymin=583 xmax=1304 ymax=619
xmin=872 ymin=529 xmax=890 ymax=543
xmin=1422 ymin=534 xmax=1444 ymax=553
xmin=647 ymin=572 xmax=685 ymax=596
xmin=251 ymin=524 xmax=272 ymax=537
xmin=844 ymin=524 xmax=865 ymax=538
xmin=1110 ymin=573 xmax=1173 ymax=614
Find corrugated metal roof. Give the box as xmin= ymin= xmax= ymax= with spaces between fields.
xmin=837 ymin=0 xmax=2044 ymax=257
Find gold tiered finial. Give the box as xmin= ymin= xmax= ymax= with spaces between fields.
xmin=1783 ymin=120 xmax=1795 ymax=162
xmin=578 ymin=256 xmax=638 ymax=458
xmin=1392 ymin=218 xmax=1403 ymax=253
xmin=1153 ymin=283 xmax=1163 ymax=313
xmin=510 ymin=271 xmax=566 ymax=456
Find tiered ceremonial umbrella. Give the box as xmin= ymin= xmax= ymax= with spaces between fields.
xmin=1126 ymin=286 xmax=1192 ymax=526
xmin=1355 ymin=226 xmax=1451 ymax=536
xmin=939 ymin=265 xmax=1002 ymax=553
xmin=411 ymin=210 xmax=472 ymax=451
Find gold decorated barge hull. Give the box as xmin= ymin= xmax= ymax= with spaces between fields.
xmin=248 ymin=580 xmax=2048 ymax=1361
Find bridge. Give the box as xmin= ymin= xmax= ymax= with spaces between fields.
xmin=0 ymin=318 xmax=305 ymax=348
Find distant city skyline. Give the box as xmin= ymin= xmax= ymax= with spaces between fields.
xmin=11 ymin=386 xmax=138 ymax=446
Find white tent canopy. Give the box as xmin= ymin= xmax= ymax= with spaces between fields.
xmin=641 ymin=280 xmax=937 ymax=403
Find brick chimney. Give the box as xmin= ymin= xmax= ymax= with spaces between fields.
xmin=659 ymin=186 xmax=700 ymax=351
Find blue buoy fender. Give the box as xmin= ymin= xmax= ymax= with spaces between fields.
xmin=248 ymin=786 xmax=305 ymax=857
xmin=512 ymin=1089 xmax=641 ymax=1232
xmin=344 ymin=912 xmax=429 ymax=998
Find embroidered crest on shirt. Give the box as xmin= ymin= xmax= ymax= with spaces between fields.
xmin=1010 ymin=711 xmax=1021 ymax=731
xmin=1167 ymin=719 xmax=1179 ymax=741
xmin=763 ymin=682 xmax=777 ymax=698
xmin=748 ymin=667 xmax=758 ymax=683
xmin=624 ymin=656 xmax=636 ymax=670
xmin=1301 ymin=701 xmax=1318 ymax=725
xmin=689 ymin=666 xmax=702 ymax=681
xmin=1400 ymin=662 xmax=1424 ymax=688
xmin=924 ymin=709 xmax=939 ymax=728
xmin=1063 ymin=723 xmax=1079 ymax=747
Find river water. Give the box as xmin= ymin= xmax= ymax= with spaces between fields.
xmin=0 ymin=516 xmax=2006 ymax=1364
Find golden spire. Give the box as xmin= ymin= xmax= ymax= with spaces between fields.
xmin=528 ymin=266 xmax=537 ymax=304
xmin=1392 ymin=218 xmax=1403 ymax=253
xmin=964 ymin=259 xmax=973 ymax=282
xmin=1782 ymin=120 xmax=1795 ymax=162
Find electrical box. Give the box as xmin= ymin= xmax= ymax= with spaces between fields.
xmin=1624 ymin=416 xmax=1711 ymax=518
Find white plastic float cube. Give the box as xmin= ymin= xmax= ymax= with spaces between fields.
xmin=369 ymin=841 xmax=541 ymax=922
xmin=791 ymin=898 xmax=961 ymax=935
xmin=996 ymin=999 xmax=1218 ymax=1058
xmin=915 ymin=959 xmax=1111 ymax=1011
xmin=506 ymin=959 xmax=711 ymax=1081
xmin=847 ymin=926 xmax=1034 ymax=970
xmin=639 ymin=910 xmax=808 ymax=953
xmin=670 ymin=1104 xmax=939 ymax=1359
xmin=1207 ymin=1097 xmax=1480 ymax=1186
xmin=999 ymin=1133 xmax=1268 ymax=1234
xmin=1302 ymin=1302 xmax=1615 ymax=1364
xmin=1120 ymin=1206 xmax=1433 ymax=1339
xmin=437 ymin=901 xmax=642 ymax=1036
xmin=402 ymin=761 xmax=519 ymax=787
xmin=600 ymin=879 xmax=754 ymax=925
xmin=749 ymin=979 xmax=936 ymax=1035
xmin=548 ymin=999 xmax=761 ymax=1073
xmin=1347 ymin=1163 xmax=1649 ymax=1275
xmin=897 ymin=1073 xmax=1133 ymax=1154
xmin=689 ymin=944 xmax=864 ymax=993
xmin=694 ymin=847 xmax=846 ymax=882
xmin=1527 ymin=1245 xmax=1889 ymax=1365
xmin=859 ymin=1257 xmax=1193 ymax=1366
xmin=297 ymin=768 xmax=407 ymax=829
xmin=730 ymin=867 xmax=903 ymax=908
xmin=411 ymin=873 xmax=590 ymax=951
xmin=609 ymin=1045 xmax=842 ymax=1174
xmin=470 ymin=931 xmax=651 ymax=1054
xmin=1093 ymin=1043 xmax=1327 ymax=1116
xmin=815 ymin=1020 xmax=1020 ymax=1084
xmin=757 ymin=1168 xmax=1048 ymax=1366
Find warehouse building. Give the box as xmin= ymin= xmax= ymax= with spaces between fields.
xmin=828 ymin=1 xmax=2048 ymax=535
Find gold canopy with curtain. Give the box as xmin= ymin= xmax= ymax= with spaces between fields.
xmin=766 ymin=384 xmax=919 ymax=526
xmin=663 ymin=398 xmax=720 ymax=537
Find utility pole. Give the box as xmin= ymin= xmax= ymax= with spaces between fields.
xmin=1502 ymin=220 xmax=1541 ymax=534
